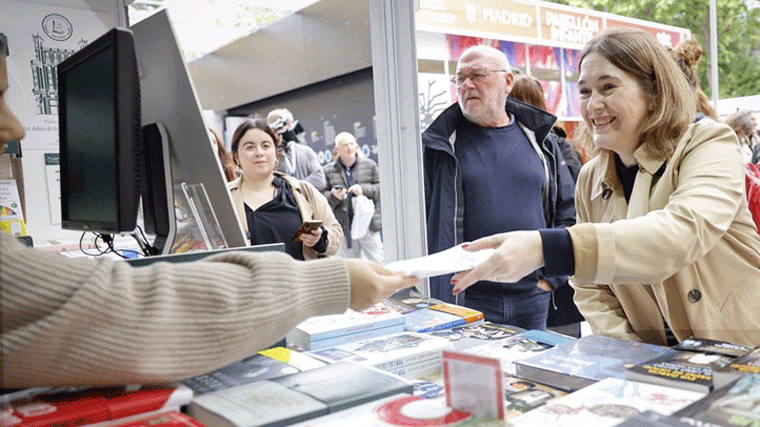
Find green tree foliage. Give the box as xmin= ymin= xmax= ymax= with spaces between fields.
xmin=550 ymin=0 xmax=760 ymax=98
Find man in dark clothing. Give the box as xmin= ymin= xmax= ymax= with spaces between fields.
xmin=322 ymin=132 xmax=384 ymax=264
xmin=421 ymin=45 xmax=576 ymax=330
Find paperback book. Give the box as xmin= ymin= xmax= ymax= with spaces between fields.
xmin=286 ymin=306 xmax=405 ymax=350
xmin=187 ymin=362 xmax=413 ymax=427
xmin=463 ymin=334 xmax=555 ymax=375
xmin=669 ymin=373 xmax=760 ymax=426
xmin=307 ymin=331 xmax=453 ymax=377
xmin=428 ymin=322 xmax=526 ymax=351
xmin=711 ymin=346 xmax=760 ymax=389
xmin=625 ymin=348 xmax=732 ymax=393
xmin=514 ymin=334 xmax=669 ymax=392
xmin=503 ymin=375 xmax=568 ymax=419
xmin=181 ymin=353 xmax=301 ymax=395
xmin=505 ymin=377 xmax=705 ymax=427
xmin=674 ymin=337 xmax=753 ymax=358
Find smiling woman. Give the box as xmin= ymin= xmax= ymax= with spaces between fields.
xmin=451 ymin=27 xmax=760 ymax=347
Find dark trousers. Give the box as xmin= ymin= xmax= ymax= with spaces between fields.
xmin=464 ymin=286 xmax=551 ymax=330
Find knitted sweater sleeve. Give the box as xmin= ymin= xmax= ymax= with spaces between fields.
xmin=0 ymin=232 xmax=349 ymax=388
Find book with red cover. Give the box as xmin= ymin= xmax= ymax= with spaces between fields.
xmin=3 ymin=385 xmax=193 ymax=427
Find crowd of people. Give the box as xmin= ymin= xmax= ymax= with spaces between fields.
xmin=1 ymin=24 xmax=759 ymax=389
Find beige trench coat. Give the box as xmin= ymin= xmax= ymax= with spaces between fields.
xmin=228 ymin=172 xmax=342 ymax=260
xmin=569 ymin=120 xmax=760 ymax=346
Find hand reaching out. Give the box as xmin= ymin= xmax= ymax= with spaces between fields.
xmin=344 ymin=259 xmax=418 ymax=311
xmin=450 ymin=230 xmax=545 ymax=295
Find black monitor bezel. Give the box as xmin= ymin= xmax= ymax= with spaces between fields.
xmin=57 ymin=27 xmax=141 ymax=234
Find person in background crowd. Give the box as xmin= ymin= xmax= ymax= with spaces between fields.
xmin=421 ymin=45 xmax=576 ymax=330
xmin=506 ymin=73 xmax=584 ymax=337
xmin=208 ymin=127 xmax=237 ymax=182
xmin=266 ymin=108 xmax=325 ymax=190
xmin=452 ymin=28 xmax=760 ymax=347
xmin=322 ymin=132 xmax=384 ymax=264
xmin=508 ymin=74 xmax=583 ymax=182
xmin=725 ymin=109 xmax=758 ymax=164
xmin=668 ymin=37 xmax=719 ymax=121
xmin=0 ymin=32 xmax=416 ymax=388
xmin=227 ymin=118 xmax=341 ymax=261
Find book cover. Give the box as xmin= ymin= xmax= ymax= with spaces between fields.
xmin=464 ymin=334 xmax=555 ymax=375
xmin=625 ymin=348 xmax=733 ymax=393
xmin=3 ymin=385 xmax=193 ymax=427
xmin=403 ymin=308 xmax=466 ymax=333
xmin=503 ymin=375 xmax=568 ymax=419
xmin=516 ymin=329 xmax=577 ymax=347
xmin=384 ymin=356 xmax=442 ymax=379
xmin=505 ymin=377 xmax=705 ymax=427
xmin=674 ymin=337 xmax=753 ymax=358
xmin=428 ymin=303 xmax=484 ymax=323
xmin=181 ymin=353 xmax=301 ymax=395
xmin=711 ymin=346 xmax=760 ymax=389
xmin=307 ymin=331 xmax=454 ymax=374
xmin=670 ymin=373 xmax=760 ymax=426
xmin=385 ymin=288 xmax=444 ymax=314
xmin=285 ymin=306 xmax=405 ymax=349
xmin=514 ymin=334 xmax=669 ymax=392
xmin=187 ymin=362 xmax=413 ymax=427
xmin=428 ymin=322 xmax=526 ymax=351
xmin=271 ymin=362 xmax=413 ymax=412
xmin=289 ymin=323 xmax=406 ymax=351
xmin=187 ymin=380 xmax=328 ymax=427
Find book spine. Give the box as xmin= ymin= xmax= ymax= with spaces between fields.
xmin=303 ymin=324 xmax=407 ymax=351
xmin=373 ymin=349 xmax=445 ymax=372
xmin=413 ymin=318 xmax=466 ymax=333
xmin=514 ymin=361 xmax=593 ymax=392
xmin=302 ymin=316 xmax=406 ymax=341
xmin=385 ymin=357 xmax=442 ymax=378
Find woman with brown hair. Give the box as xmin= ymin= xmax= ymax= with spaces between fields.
xmin=452 ymin=28 xmax=760 ymax=347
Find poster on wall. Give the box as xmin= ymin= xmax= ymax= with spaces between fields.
xmin=0 ymin=1 xmax=114 ymax=151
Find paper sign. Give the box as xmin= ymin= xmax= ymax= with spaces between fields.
xmin=0 ymin=179 xmax=27 ymax=236
xmin=385 ymin=244 xmax=495 ymax=279
xmin=442 ymin=350 xmax=504 ymax=419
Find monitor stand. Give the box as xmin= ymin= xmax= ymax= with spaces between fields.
xmin=139 ymin=122 xmax=176 ymax=255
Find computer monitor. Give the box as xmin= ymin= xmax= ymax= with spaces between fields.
xmin=130 ymin=10 xmax=247 ymax=251
xmin=57 ymin=10 xmax=247 ymax=256
xmin=57 ymin=28 xmax=142 ymax=234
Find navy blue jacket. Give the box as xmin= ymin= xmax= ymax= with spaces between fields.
xmin=421 ymin=98 xmax=576 ymax=304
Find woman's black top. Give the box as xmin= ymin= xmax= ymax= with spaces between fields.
xmin=244 ymin=175 xmax=327 ymax=260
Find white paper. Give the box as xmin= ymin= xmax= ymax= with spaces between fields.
xmin=384 ymin=244 xmax=495 ymax=279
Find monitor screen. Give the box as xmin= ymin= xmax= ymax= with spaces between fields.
xmin=57 ymin=28 xmax=141 ymax=234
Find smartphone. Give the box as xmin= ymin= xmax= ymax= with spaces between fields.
xmin=294 ymin=220 xmax=323 ymax=242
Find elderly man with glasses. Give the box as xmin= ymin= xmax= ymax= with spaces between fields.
xmin=421 ymin=45 xmax=576 ymax=330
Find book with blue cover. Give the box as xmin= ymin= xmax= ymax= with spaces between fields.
xmin=514 ymin=335 xmax=669 ymax=392
xmin=286 ymin=305 xmax=405 ymax=350
xmin=403 ymin=308 xmax=467 ymax=333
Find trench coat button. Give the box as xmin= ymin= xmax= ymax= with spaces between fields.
xmin=602 ymin=188 xmax=612 ymax=200
xmin=687 ymin=289 xmax=702 ymax=303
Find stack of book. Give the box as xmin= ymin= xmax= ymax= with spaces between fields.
xmin=187 ymin=362 xmax=413 ymax=427
xmin=285 ymin=305 xmax=406 ymax=351
xmin=307 ymin=331 xmax=454 ymax=378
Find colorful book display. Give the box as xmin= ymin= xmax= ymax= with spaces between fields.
xmin=514 ymin=334 xmax=669 ymax=392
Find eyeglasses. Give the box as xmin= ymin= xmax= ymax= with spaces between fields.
xmin=450 ymin=69 xmax=507 ymax=87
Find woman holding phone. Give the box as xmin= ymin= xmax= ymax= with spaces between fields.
xmin=228 ymin=118 xmax=342 ymax=260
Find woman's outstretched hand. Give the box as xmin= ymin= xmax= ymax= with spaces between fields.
xmin=450 ymin=230 xmax=545 ymax=295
